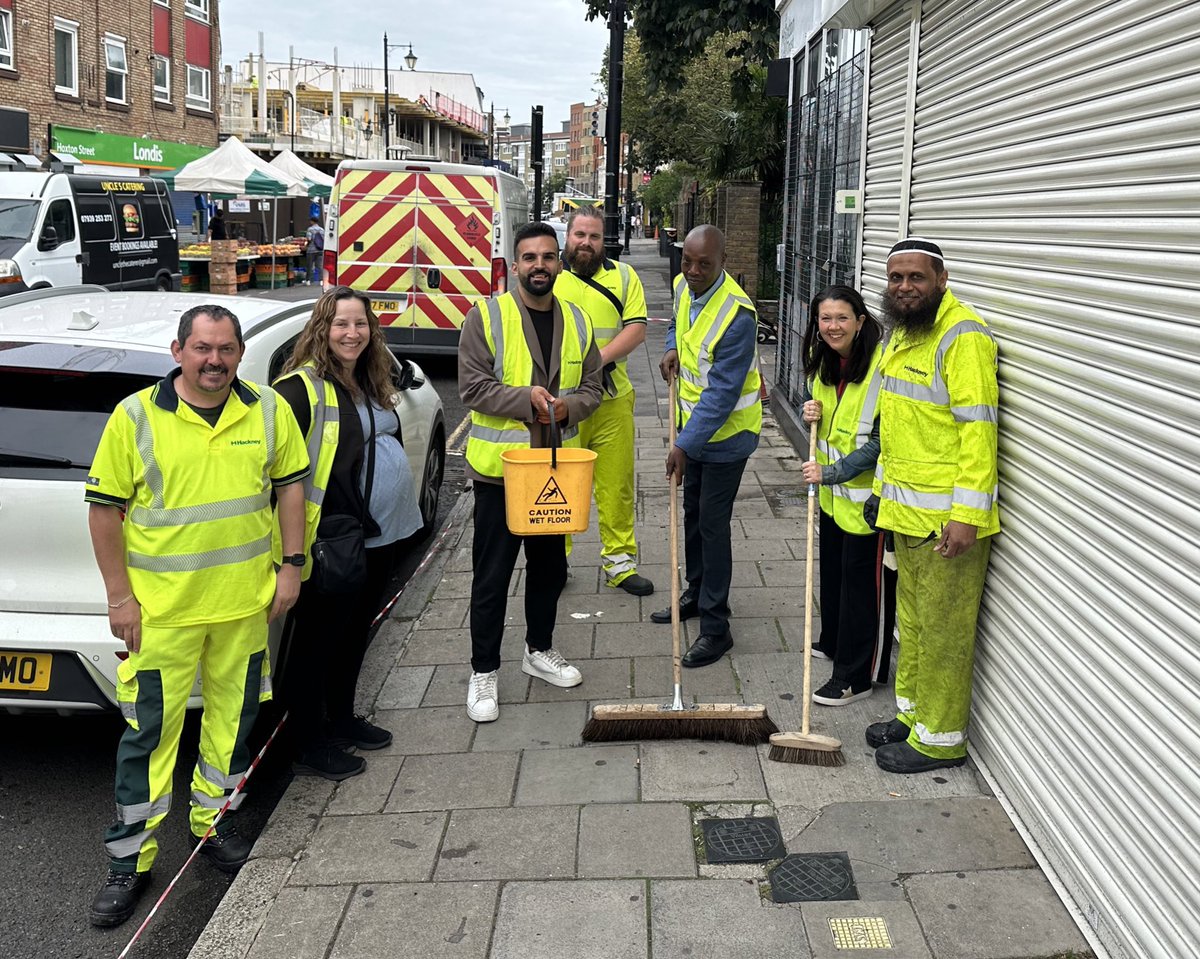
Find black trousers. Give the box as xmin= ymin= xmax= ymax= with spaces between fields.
xmin=815 ymin=510 xmax=891 ymax=691
xmin=682 ymin=455 xmax=749 ymax=637
xmin=469 ymin=481 xmax=567 ymax=673
xmin=279 ymin=540 xmax=400 ymax=749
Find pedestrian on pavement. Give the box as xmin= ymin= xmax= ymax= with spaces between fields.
xmin=556 ymin=206 xmax=654 ymax=598
xmin=653 ymin=225 xmax=762 ymax=668
xmin=85 ymin=305 xmax=309 ymax=927
xmin=458 ymin=221 xmax=604 ymax=722
xmin=206 ymin=206 xmax=227 ymax=241
xmin=305 ymin=216 xmax=325 ymax=286
xmin=798 ymin=285 xmax=895 ymax=706
xmin=867 ymin=237 xmax=1000 ymax=775
xmin=273 ymin=288 xmax=423 ymax=780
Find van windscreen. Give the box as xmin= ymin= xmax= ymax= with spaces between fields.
xmin=0 ymin=200 xmax=39 ymax=242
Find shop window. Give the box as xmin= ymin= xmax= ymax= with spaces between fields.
xmin=186 ymin=64 xmax=210 ymax=109
xmin=54 ymin=19 xmax=78 ymax=96
xmin=153 ymin=56 xmax=170 ymax=102
xmin=104 ymin=36 xmax=128 ymax=103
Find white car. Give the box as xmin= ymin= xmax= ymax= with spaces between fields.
xmin=0 ymin=285 xmax=446 ymax=714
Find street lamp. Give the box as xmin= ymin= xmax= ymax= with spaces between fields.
xmin=382 ymin=33 xmax=418 ymax=156
xmin=489 ymin=103 xmax=510 ymax=164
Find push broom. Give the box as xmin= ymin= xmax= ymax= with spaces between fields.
xmin=582 ymin=372 xmax=776 ymax=745
xmin=768 ymin=423 xmax=845 ymax=765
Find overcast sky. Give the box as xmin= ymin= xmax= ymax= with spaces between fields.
xmin=219 ymin=0 xmax=609 ymax=132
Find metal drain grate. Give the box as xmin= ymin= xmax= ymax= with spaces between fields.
xmin=699 ymin=817 xmax=787 ymax=864
xmin=829 ymin=917 xmax=893 ymax=949
xmin=768 ymin=852 xmax=858 ymax=902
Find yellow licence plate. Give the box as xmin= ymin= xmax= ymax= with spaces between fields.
xmin=371 ymin=300 xmax=402 ymax=314
xmin=0 ymin=651 xmax=52 ymax=691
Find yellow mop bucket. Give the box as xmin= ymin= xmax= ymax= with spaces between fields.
xmin=500 ymin=417 xmax=597 ymax=534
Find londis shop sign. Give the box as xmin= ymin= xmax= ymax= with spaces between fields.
xmin=51 ymin=125 xmax=212 ymax=171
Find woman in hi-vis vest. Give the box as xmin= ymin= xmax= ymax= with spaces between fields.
xmin=799 ymin=285 xmax=896 ymax=706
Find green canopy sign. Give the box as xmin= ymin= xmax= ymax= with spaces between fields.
xmin=51 ymin=125 xmax=213 ymax=171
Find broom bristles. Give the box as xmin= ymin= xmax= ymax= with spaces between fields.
xmin=766 ymin=730 xmax=845 ymax=766
xmin=582 ymin=709 xmax=778 ymax=745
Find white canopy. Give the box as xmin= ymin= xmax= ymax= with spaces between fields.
xmin=269 ymin=150 xmax=334 ymax=198
xmin=156 ymin=136 xmax=307 ymax=197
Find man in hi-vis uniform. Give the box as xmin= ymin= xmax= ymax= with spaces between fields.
xmin=555 ymin=206 xmax=654 ymax=597
xmin=86 ymin=304 xmax=308 ymax=927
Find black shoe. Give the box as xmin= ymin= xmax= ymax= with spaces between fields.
xmin=865 ymin=718 xmax=911 ymax=749
xmin=614 ymin=573 xmax=655 ymax=597
xmin=294 ymin=742 xmax=367 ymax=781
xmin=812 ymin=679 xmax=872 ymax=706
xmin=328 ymin=715 xmax=393 ymax=751
xmin=875 ymin=740 xmax=967 ymax=774
xmin=191 ymin=825 xmax=253 ymax=873
xmin=90 ymin=869 xmax=151 ymax=927
xmin=681 ymin=631 xmax=733 ymax=668
xmin=650 ymin=591 xmax=698 ymax=624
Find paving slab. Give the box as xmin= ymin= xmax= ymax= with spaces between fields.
xmin=372 ymin=706 xmax=477 ymax=756
xmin=490 ymin=879 xmax=648 ymax=959
xmin=422 ymin=661 xmax=530 ymax=707
xmin=738 ymin=518 xmax=809 ymax=540
xmin=247 ymin=885 xmax=351 ymax=959
xmin=325 ymin=757 xmax=404 ymax=816
xmin=907 ymin=869 xmax=1090 ymax=959
xmin=189 ymin=857 xmax=291 ymax=959
xmin=386 ymin=751 xmax=519 ymax=812
xmin=375 ymin=665 xmax=436 ymax=710
xmin=329 ymin=881 xmax=499 ymax=959
xmin=431 ymin=569 xmax=475 ymax=600
xmin=758 ymin=559 xmax=809 ymax=588
xmin=416 ymin=600 xmax=470 ymax=630
xmin=651 ymin=878 xmax=812 ymax=959
xmin=469 ymin=701 xmax=587 ymax=751
xmin=637 ymin=560 xmax=763 ymax=589
xmin=290 ymin=811 xmax=447 ymax=885
xmin=400 ymin=628 xmax=472 ymax=665
xmin=632 ymin=655 xmax=742 ymax=700
xmin=515 ymin=743 xmax=640 ymax=805
xmin=641 ymin=742 xmax=768 ymax=802
xmin=578 ymin=802 xmax=696 ymax=878
xmin=789 ymin=798 xmax=1033 ymax=874
xmin=497 ymin=622 xmax=595 ymax=662
xmin=434 ymin=805 xmax=578 ymax=880
xmin=250 ymin=776 xmax=336 ymax=861
xmin=725 ymin=586 xmax=809 ymax=619
xmin=594 ymin=621 xmax=677 ymax=658
xmin=526 ymin=656 xmax=633 ymax=703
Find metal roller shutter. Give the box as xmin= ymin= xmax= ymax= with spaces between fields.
xmin=904 ymin=1 xmax=1200 ymax=957
xmin=858 ymin=1 xmax=913 ymax=302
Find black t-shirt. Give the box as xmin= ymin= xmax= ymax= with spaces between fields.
xmin=183 ymin=397 xmax=226 ymax=427
xmin=528 ymin=307 xmax=554 ymax=374
xmin=210 ymin=215 xmax=227 ymax=240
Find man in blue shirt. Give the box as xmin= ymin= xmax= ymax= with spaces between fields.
xmin=653 ymin=226 xmax=762 ymax=667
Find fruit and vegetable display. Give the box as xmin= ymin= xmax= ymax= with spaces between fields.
xmin=257 ymin=243 xmax=302 ymax=256
xmin=179 ymin=244 xmax=258 ymax=258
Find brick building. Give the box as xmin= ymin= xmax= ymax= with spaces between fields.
xmin=0 ymin=0 xmax=218 ymax=174
xmin=568 ymin=99 xmax=603 ymax=197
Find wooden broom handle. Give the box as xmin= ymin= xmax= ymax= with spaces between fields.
xmin=802 ymin=423 xmax=818 ymax=736
xmin=669 ymin=374 xmax=682 ymax=691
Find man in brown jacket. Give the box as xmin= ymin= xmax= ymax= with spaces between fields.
xmin=458 ymin=222 xmax=604 ymax=723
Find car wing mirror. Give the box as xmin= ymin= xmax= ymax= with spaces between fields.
xmin=38 ymin=226 xmax=60 ymax=252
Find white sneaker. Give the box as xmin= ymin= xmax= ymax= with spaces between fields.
xmin=522 ymin=647 xmax=582 ymax=688
xmin=466 ymin=670 xmax=499 ymax=722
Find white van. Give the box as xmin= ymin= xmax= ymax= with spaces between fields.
xmin=0 ymin=172 xmax=180 ymax=295
xmin=323 ymin=160 xmax=530 ymax=353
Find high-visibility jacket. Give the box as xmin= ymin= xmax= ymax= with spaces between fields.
xmin=85 ymin=372 xmax=309 ymax=626
xmin=673 ymin=272 xmax=762 ymax=444
xmin=271 ymin=364 xmax=340 ymax=581
xmin=810 ymin=342 xmax=884 ymax=536
xmin=873 ymin=288 xmax=1000 ymax=538
xmin=555 ymin=259 xmax=646 ymax=398
xmin=465 ymin=293 xmax=593 ymax=479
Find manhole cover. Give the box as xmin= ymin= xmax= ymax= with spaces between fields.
xmin=699 ymin=817 xmax=786 ymax=863
xmin=829 ymin=916 xmax=892 ymax=949
xmin=768 ymin=852 xmax=857 ymax=902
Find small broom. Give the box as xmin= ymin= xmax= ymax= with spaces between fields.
xmin=767 ymin=421 xmax=845 ymax=766
xmin=582 ymin=373 xmax=777 ymax=745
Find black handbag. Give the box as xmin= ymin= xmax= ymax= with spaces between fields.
xmin=310 ymin=399 xmax=376 ymax=595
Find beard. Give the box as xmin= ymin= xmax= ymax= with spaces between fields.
xmin=565 ymin=243 xmax=601 ymax=278
xmin=881 ymin=288 xmax=944 ymax=337
xmin=519 ymin=270 xmax=555 ymax=296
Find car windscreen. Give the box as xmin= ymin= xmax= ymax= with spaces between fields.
xmin=0 ymin=342 xmax=173 ymax=480
xmin=0 ymin=199 xmax=39 ymax=242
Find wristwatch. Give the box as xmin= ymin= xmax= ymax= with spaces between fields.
xmin=282 ymin=553 xmax=306 ymax=567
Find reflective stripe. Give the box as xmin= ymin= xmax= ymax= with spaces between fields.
xmin=856 ymin=364 xmax=885 ymax=444
xmin=592 ymin=326 xmax=622 ymax=339
xmin=678 ymin=397 xmax=696 ymax=414
xmin=678 ymin=368 xmax=701 ymax=386
xmin=191 ymin=788 xmax=245 ymax=810
xmin=952 ymin=404 xmax=998 ymax=424
xmin=816 ymin=439 xmax=844 ymax=463
xmin=953 ymin=486 xmax=996 ymax=512
xmin=882 ymin=374 xmax=949 ymax=406
xmin=695 ymin=297 xmax=741 ymax=387
xmin=127 ymin=534 xmax=272 ymax=573
xmin=616 ymin=261 xmax=630 ymax=304
xmin=261 ymin=674 xmax=273 ymax=697
xmin=879 ymin=482 xmax=952 ymax=512
xmin=914 ymin=721 xmax=966 ymax=747
xmin=106 ymin=830 xmax=154 ymax=858
xmin=117 ymin=795 xmax=171 ymax=824
xmin=119 ymin=701 xmax=137 ymax=723
xmin=259 ymin=387 xmax=277 ymax=478
xmin=486 ymin=298 xmax=504 ymax=380
xmin=122 ymin=394 xmax=164 ymax=509
xmin=565 ymin=301 xmax=589 ymax=353
xmin=471 ymin=424 xmax=528 ymax=444
xmin=603 ymin=552 xmax=636 ymax=578
xmin=936 ymin=320 xmax=995 ymax=371
xmin=830 ymin=483 xmax=873 ymax=503
xmin=197 ymin=759 xmax=243 ymax=790
xmin=731 ymin=390 xmax=760 ymax=412
xmin=129 ymin=491 xmax=272 ymax=528
xmin=896 ymin=695 xmax=916 ymax=715
xmin=299 ymin=369 xmax=337 ymax=509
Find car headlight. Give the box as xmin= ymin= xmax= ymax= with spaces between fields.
xmin=0 ymin=259 xmax=21 ymax=282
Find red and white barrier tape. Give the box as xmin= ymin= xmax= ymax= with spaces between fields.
xmin=116 ymin=712 xmax=289 ymax=959
xmin=370 ymin=499 xmax=467 ymax=628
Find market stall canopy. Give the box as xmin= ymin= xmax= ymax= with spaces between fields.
xmin=153 ymin=136 xmax=307 ymax=197
xmin=268 ymin=150 xmax=334 ymax=199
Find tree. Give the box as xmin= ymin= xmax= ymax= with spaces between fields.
xmin=640 ymin=167 xmax=685 ymax=225
xmin=540 ymin=171 xmax=569 ymax=216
